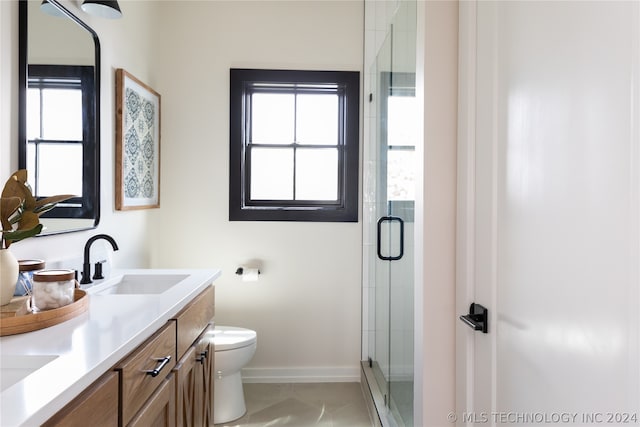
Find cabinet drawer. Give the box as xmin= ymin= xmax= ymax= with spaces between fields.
xmin=173 ymin=285 xmax=214 ymax=359
xmin=117 ymin=322 xmax=177 ymax=426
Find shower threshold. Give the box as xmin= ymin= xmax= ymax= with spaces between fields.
xmin=361 ymin=361 xmax=406 ymax=427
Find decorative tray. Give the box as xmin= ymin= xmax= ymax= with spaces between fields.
xmin=0 ymin=289 xmax=88 ymax=336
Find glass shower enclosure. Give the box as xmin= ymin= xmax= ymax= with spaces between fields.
xmin=363 ymin=1 xmax=417 ymax=426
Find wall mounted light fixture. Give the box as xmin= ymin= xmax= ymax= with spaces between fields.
xmin=81 ymin=0 xmax=122 ymax=19
xmin=41 ymin=0 xmax=122 ymax=19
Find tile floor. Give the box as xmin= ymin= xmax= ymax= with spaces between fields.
xmin=215 ymin=382 xmax=374 ymax=427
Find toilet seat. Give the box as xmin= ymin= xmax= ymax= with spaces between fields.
xmin=213 ymin=326 xmax=257 ymax=351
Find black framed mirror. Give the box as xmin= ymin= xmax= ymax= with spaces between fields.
xmin=18 ymin=0 xmax=100 ymax=235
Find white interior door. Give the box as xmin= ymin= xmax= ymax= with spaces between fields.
xmin=457 ymin=1 xmax=640 ymax=424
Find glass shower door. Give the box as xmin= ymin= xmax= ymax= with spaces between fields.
xmin=385 ymin=72 xmax=416 ymax=427
xmin=368 ymin=1 xmax=417 ymax=424
xmin=379 ymin=70 xmax=416 ymax=427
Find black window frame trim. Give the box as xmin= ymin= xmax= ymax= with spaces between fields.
xmin=229 ymin=68 xmax=360 ymax=222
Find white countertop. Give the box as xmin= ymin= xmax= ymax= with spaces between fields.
xmin=0 ymin=268 xmax=221 ymax=427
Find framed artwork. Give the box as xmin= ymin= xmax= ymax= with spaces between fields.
xmin=115 ymin=68 xmax=161 ymax=210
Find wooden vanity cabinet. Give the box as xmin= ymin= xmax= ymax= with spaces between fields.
xmin=42 ymin=371 xmax=119 ymax=427
xmin=172 ymin=285 xmax=215 ymax=426
xmin=43 ymin=285 xmax=215 ymax=427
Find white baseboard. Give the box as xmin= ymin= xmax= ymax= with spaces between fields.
xmin=241 ymin=367 xmax=361 ymax=383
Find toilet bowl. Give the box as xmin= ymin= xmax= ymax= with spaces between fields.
xmin=211 ymin=326 xmax=257 ymax=424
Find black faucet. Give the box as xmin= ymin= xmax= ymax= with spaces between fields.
xmin=80 ymin=234 xmax=119 ymax=284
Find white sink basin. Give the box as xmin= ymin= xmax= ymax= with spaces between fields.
xmin=95 ymin=274 xmax=189 ymax=295
xmin=0 ymin=355 xmax=58 ymax=392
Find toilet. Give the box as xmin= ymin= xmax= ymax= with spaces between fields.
xmin=211 ymin=326 xmax=257 ymax=424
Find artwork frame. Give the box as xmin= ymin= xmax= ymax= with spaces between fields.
xmin=115 ymin=68 xmax=161 ymax=210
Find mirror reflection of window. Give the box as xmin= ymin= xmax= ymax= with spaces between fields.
xmin=27 ymin=80 xmax=83 ymax=198
xmin=30 ymin=88 xmax=82 ymax=140
xmin=25 ymin=144 xmax=82 ymax=199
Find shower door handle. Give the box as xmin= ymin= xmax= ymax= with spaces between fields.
xmin=377 ymin=216 xmax=404 ymax=261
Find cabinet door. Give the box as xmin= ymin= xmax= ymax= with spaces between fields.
xmin=194 ymin=328 xmax=213 ymax=426
xmin=128 ymin=374 xmax=175 ymax=427
xmin=175 ymin=346 xmax=197 ymax=427
xmin=174 ymin=325 xmax=213 ymax=427
xmin=43 ymin=371 xmax=119 ymax=427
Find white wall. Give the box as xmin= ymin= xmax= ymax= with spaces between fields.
xmin=414 ymin=1 xmax=457 ymax=426
xmin=0 ymin=0 xmax=160 ymax=276
xmin=1 ymin=0 xmax=364 ymax=383
xmin=148 ymin=1 xmax=364 ymax=381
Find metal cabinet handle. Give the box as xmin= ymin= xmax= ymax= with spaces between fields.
xmin=377 ymin=216 xmax=404 ymax=261
xmin=196 ymin=350 xmax=208 ymax=365
xmin=459 ymin=303 xmax=488 ymax=333
xmin=144 ymin=356 xmax=172 ymax=377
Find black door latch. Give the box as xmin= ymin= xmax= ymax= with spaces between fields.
xmin=459 ymin=303 xmax=488 ymax=333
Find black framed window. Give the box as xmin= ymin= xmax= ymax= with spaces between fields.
xmin=230 ymin=69 xmax=360 ymax=222
xmin=26 ymin=64 xmax=96 ymax=219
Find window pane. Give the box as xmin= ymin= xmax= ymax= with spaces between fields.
xmin=387 ymin=95 xmax=418 ymax=148
xmin=37 ymin=143 xmax=83 ymax=196
xmin=387 ymin=149 xmax=415 ymax=201
xmin=42 ymin=89 xmax=83 ymax=141
xmin=26 ymin=143 xmax=36 ymax=190
xmin=26 ymin=89 xmax=41 ymax=140
xmin=296 ymin=94 xmax=339 ymax=145
xmin=296 ymin=148 xmax=338 ymax=200
xmin=251 ymin=93 xmax=294 ymax=144
xmin=27 ymin=143 xmax=36 ymax=181
xmin=250 ymin=147 xmax=293 ymax=200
